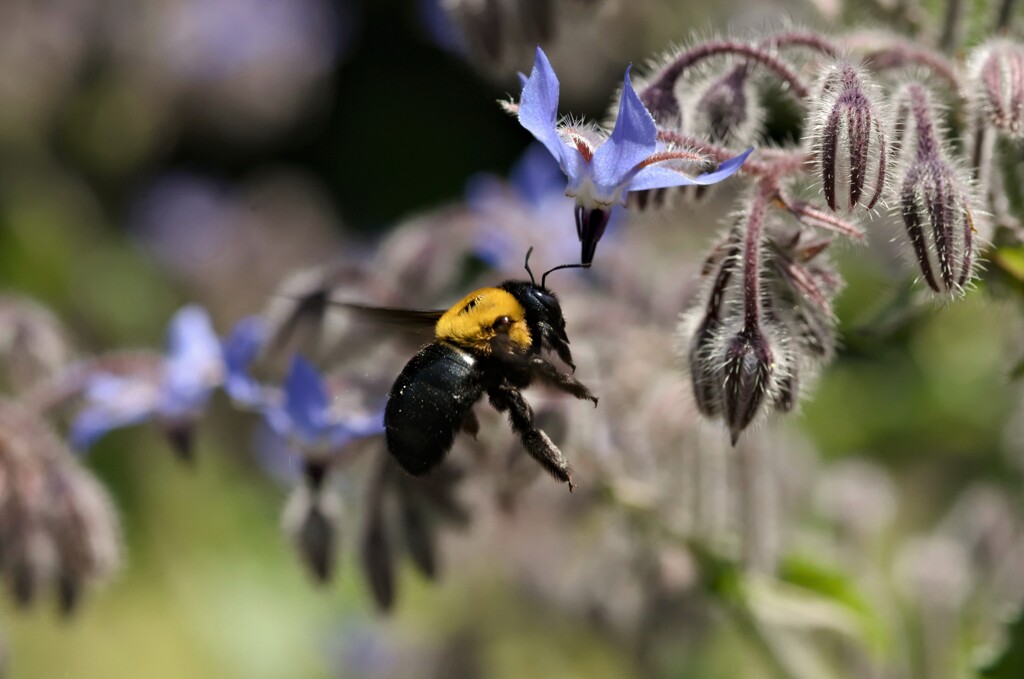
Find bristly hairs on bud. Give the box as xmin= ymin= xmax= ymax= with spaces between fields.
xmin=968 ymin=40 xmax=1024 ymax=139
xmin=806 ymin=59 xmax=891 ymax=214
xmin=965 ymin=39 xmax=1024 ymax=200
xmin=891 ymin=81 xmax=987 ymax=298
xmin=678 ymin=184 xmax=793 ymax=445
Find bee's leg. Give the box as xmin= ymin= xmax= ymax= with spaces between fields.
xmin=527 ymin=357 xmax=598 ymax=406
xmin=460 ymin=409 xmax=480 ymax=439
xmin=488 ymin=385 xmax=575 ymax=491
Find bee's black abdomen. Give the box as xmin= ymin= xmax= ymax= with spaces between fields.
xmin=385 ymin=343 xmax=484 ymax=476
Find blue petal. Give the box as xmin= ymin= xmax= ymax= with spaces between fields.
xmin=627 ymin=147 xmax=754 ymax=192
xmin=518 ymin=47 xmax=582 ymax=180
xmin=590 ymin=66 xmax=658 ymax=197
xmin=222 ymin=316 xmax=267 ymax=407
xmin=163 ymin=305 xmax=222 ymax=413
xmin=166 ymin=305 xmax=221 ymax=368
xmin=284 ymin=355 xmax=329 ymax=441
xmin=510 ymin=143 xmax=566 ymax=205
xmin=71 ymin=375 xmax=158 ymax=450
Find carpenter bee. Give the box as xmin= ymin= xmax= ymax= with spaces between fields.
xmin=327 ymin=251 xmax=597 ymax=490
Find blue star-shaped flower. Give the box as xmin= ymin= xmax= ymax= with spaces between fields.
xmin=517 ymin=47 xmax=753 ymax=264
xmin=71 ymin=305 xmax=224 ymax=451
xmin=262 ymin=356 xmax=383 ymax=459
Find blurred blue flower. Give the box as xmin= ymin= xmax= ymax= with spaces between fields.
xmin=222 ymin=315 xmax=268 ymax=408
xmin=71 ymin=305 xmax=224 ymax=450
xmin=262 ymin=356 xmax=383 ymax=457
xmin=517 ymin=47 xmax=753 ymax=264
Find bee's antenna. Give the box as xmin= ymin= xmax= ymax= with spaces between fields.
xmin=524 ymin=247 xmax=538 ymax=286
xmin=541 ymin=261 xmax=591 ymax=289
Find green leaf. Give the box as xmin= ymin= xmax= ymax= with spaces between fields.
xmin=779 ymin=555 xmax=888 ymax=654
xmin=979 ymin=609 xmax=1024 ymax=678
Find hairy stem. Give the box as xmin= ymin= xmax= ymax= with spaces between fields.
xmin=742 ymin=185 xmax=771 ymax=330
xmin=640 ymin=40 xmax=811 ymax=109
xmin=656 ymin=130 xmax=810 ymax=178
xmin=762 ymin=31 xmax=840 ymax=58
xmin=862 ymin=45 xmax=961 ymax=94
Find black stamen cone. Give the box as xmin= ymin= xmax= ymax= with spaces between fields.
xmin=576 ymin=206 xmax=611 ymax=265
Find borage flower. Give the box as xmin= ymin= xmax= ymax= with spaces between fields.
xmin=516 ymin=47 xmax=753 ymax=264
xmin=263 ymin=356 xmax=383 ymax=463
xmin=70 ymin=306 xmax=224 ymax=457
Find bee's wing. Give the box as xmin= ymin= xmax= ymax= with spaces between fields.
xmin=268 ymin=291 xmax=445 ymax=359
xmin=332 ymin=303 xmax=445 ymax=330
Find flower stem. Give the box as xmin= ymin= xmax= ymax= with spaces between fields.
xmin=762 ymin=31 xmax=840 ymax=58
xmin=852 ymin=37 xmax=962 ymax=94
xmin=655 ymin=130 xmax=810 ymax=178
xmin=640 ymin=40 xmax=811 ymax=109
xmin=742 ymin=185 xmax=771 ymax=331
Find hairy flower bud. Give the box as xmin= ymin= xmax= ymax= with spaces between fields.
xmin=684 ymin=232 xmax=740 ymax=418
xmin=686 ymin=64 xmax=765 ymax=148
xmin=899 ymin=159 xmax=978 ymax=295
xmin=0 ymin=402 xmax=120 ymax=614
xmin=894 ymin=83 xmax=981 ymax=297
xmin=283 ymin=483 xmax=341 ymax=584
xmin=0 ymin=295 xmax=73 ymax=393
xmin=969 ymin=39 xmax=1024 ymax=139
xmin=680 ymin=200 xmax=841 ymax=441
xmin=719 ymin=326 xmax=775 ymax=445
xmin=807 ymin=61 xmax=889 ymax=212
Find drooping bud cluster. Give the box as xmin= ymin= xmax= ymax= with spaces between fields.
xmin=807 ymin=61 xmax=890 ymax=212
xmin=679 ymin=189 xmax=843 ymax=444
xmin=0 ymin=402 xmax=120 ymax=614
xmin=893 ymin=83 xmax=981 ymax=297
xmin=969 ymin=39 xmax=1024 ymax=140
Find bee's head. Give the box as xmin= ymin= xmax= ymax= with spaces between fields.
xmin=498 ymin=249 xmax=590 ymax=369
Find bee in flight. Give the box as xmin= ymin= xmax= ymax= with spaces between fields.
xmin=326 ymin=251 xmax=597 ymax=490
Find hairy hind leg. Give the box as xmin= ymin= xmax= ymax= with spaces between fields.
xmin=489 ymin=384 xmax=575 ymax=491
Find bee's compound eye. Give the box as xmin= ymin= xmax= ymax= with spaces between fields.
xmin=492 ymin=316 xmax=513 ymax=332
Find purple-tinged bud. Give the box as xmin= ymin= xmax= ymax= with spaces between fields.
xmin=0 ymin=402 xmax=121 ymax=614
xmin=969 ymin=39 xmax=1024 ymax=139
xmin=899 ymin=159 xmax=978 ymax=295
xmin=0 ymin=295 xmax=73 ymax=393
xmin=686 ymin=64 xmax=765 ymax=148
xmin=399 ymin=493 xmax=437 ymax=580
xmin=683 ymin=231 xmax=741 ymax=418
xmin=893 ymin=83 xmax=982 ymax=297
xmin=360 ymin=457 xmax=396 ymax=611
xmin=360 ymin=498 xmax=395 ymax=612
xmin=807 ymin=61 xmax=890 ymax=212
xmin=719 ymin=326 xmax=775 ymax=445
xmin=282 ymin=483 xmax=341 ymax=584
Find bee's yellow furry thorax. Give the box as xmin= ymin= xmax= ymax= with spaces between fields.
xmin=435 ymin=287 xmax=532 ymax=354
